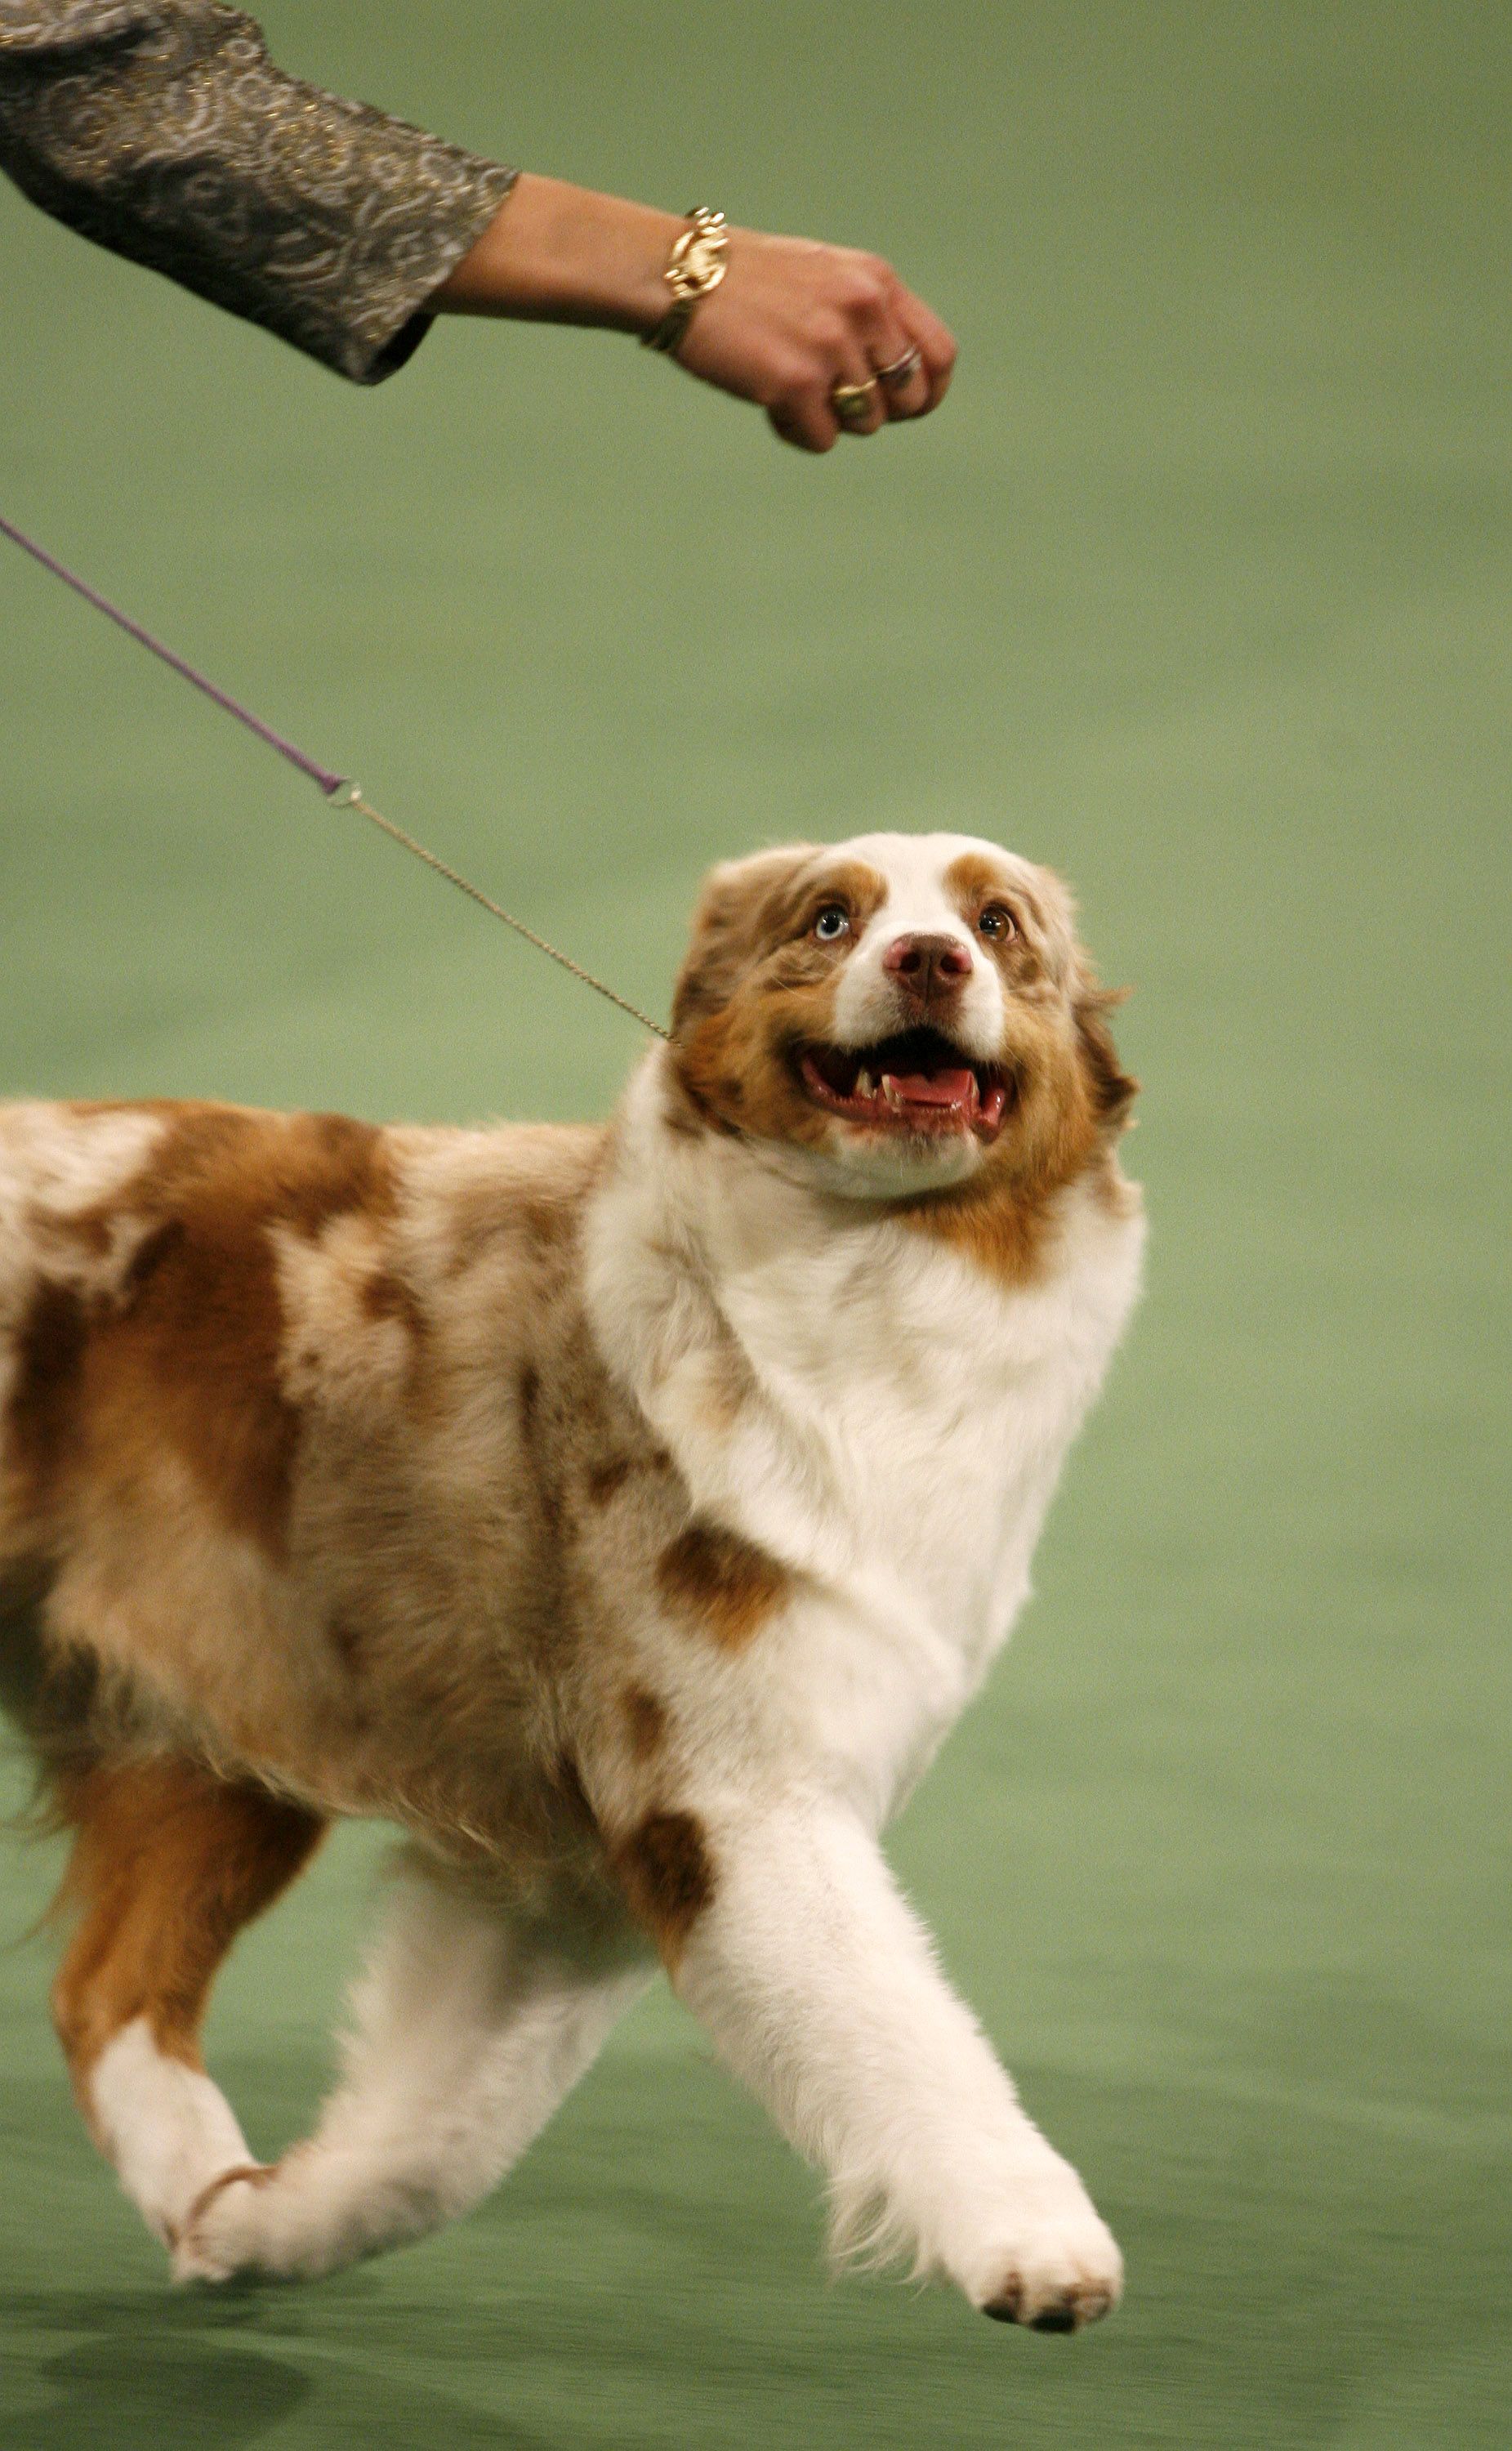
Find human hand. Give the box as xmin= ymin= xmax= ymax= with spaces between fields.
xmin=672 ymin=225 xmax=957 ymax=451
xmin=433 ymin=177 xmax=957 ymax=453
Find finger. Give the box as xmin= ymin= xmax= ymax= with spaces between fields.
xmin=827 ymin=338 xmax=887 ymax=440
xmin=890 ymin=288 xmax=958 ymax=413
xmin=851 ymin=295 xmax=930 ymax=421
xmin=874 ymin=333 xmax=930 ymax=421
xmin=768 ymin=399 xmax=838 ymax=453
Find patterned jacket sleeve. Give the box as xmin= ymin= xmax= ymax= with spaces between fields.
xmin=0 ymin=1 xmax=517 ymax=382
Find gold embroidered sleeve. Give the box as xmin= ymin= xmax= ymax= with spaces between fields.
xmin=0 ymin=1 xmax=518 ymax=382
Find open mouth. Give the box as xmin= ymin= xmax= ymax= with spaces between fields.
xmin=797 ymin=1027 xmax=1010 ymax=1138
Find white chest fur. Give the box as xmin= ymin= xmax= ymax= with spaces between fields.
xmin=585 ymin=1062 xmax=1144 ymax=1825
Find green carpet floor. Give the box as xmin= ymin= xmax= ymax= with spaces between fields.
xmin=2 ymin=3 xmax=1507 ymax=2443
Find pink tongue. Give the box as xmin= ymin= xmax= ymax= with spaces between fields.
xmin=888 ymin=1068 xmax=975 ymax=1107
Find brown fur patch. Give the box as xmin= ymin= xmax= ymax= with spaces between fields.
xmin=11 ymin=1104 xmax=396 ymax=1558
xmin=701 ymin=1342 xmax=756 ymax=1433
xmin=327 ymin=1613 xmax=367 ymax=1675
xmin=902 ymin=1171 xmax=1077 ymax=1285
xmin=656 ymin=1521 xmax=792 ymax=1650
xmin=0 ymin=1573 xmax=107 ymax=1820
xmin=1073 ymin=987 xmax=1140 ymax=1131
xmin=119 ymin=1217 xmax=186 ymax=1298
xmin=7 ymin=1278 xmax=89 ymax=1514
xmin=613 ymin=1809 xmax=714 ymax=1963
xmin=550 ymin=1749 xmax=600 ymax=1839
xmin=360 ymin=1268 xmax=427 ymax=1342
xmin=943 ymin=852 xmax=1054 ymax=949
xmin=670 ymin=846 xmax=824 ymax=1032
xmin=621 ymin=1684 xmax=669 ymax=1764
xmin=436 ymin=1125 xmax=604 ymax=1280
xmin=516 ymin=1359 xmax=568 ymax=1551
xmin=49 ymin=1758 xmax=325 ymax=2079
xmin=587 ymin=1456 xmax=631 ymax=1506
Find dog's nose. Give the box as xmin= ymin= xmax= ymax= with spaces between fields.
xmin=882 ymin=933 xmax=975 ymax=999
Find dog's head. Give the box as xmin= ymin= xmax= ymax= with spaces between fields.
xmin=667 ymin=833 xmax=1135 ymax=1203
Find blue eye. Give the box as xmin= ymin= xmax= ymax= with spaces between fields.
xmin=814 ymin=906 xmax=850 ymax=941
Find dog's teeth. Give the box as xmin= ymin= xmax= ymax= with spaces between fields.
xmin=881 ymin=1075 xmax=903 ymax=1112
xmin=856 ymin=1069 xmax=875 ymax=1099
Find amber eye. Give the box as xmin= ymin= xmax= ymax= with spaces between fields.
xmin=814 ymin=905 xmax=850 ymax=942
xmin=978 ymin=904 xmax=1016 ymax=941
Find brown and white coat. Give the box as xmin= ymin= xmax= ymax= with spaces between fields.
xmin=0 ymin=830 xmax=1143 ymax=2330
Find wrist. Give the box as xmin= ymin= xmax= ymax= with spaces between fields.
xmin=640 ymin=209 xmax=730 ymax=355
xmin=432 ymin=174 xmax=685 ymax=334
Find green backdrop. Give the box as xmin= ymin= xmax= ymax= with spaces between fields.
xmin=2 ymin=4 xmax=1507 ymax=2444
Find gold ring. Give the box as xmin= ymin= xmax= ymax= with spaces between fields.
xmin=876 ymin=346 xmax=923 ymax=389
xmin=831 ymin=377 xmax=880 ymax=431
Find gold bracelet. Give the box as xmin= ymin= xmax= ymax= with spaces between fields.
xmin=641 ymin=207 xmax=729 ymax=355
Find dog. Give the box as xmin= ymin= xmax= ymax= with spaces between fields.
xmin=0 ymin=829 xmax=1142 ymax=2328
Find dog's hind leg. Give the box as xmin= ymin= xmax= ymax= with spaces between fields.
xmin=49 ymin=1757 xmax=325 ymax=2254
xmin=174 ymin=1855 xmax=650 ymax=2283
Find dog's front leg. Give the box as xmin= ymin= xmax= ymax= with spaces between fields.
xmin=662 ymin=1797 xmax=1121 ymax=2330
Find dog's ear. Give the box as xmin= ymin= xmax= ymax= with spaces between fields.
xmin=671 ymin=846 xmax=822 ymax=1033
xmin=1072 ymin=977 xmax=1138 ymax=1130
xmin=1024 ymin=860 xmax=1137 ymax=1131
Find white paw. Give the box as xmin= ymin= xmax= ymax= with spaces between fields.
xmin=966 ymin=2172 xmax=1124 ymax=2333
xmin=171 ymin=2160 xmax=305 ymax=2284
xmin=171 ymin=2147 xmax=424 ymax=2284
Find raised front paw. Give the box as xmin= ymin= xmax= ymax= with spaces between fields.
xmin=971 ymin=2174 xmax=1124 ymax=2333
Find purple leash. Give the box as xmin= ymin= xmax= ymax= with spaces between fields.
xmin=0 ymin=511 xmax=667 ymax=1038
xmin=1 ymin=512 xmax=344 ymax=797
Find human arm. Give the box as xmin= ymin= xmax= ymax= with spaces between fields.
xmin=0 ymin=0 xmax=515 ymax=383
xmin=0 ymin=2 xmax=957 ymax=441
xmin=432 ymin=173 xmax=958 ymax=449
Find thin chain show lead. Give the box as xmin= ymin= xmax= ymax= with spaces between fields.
xmin=0 ymin=511 xmax=669 ymax=1042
